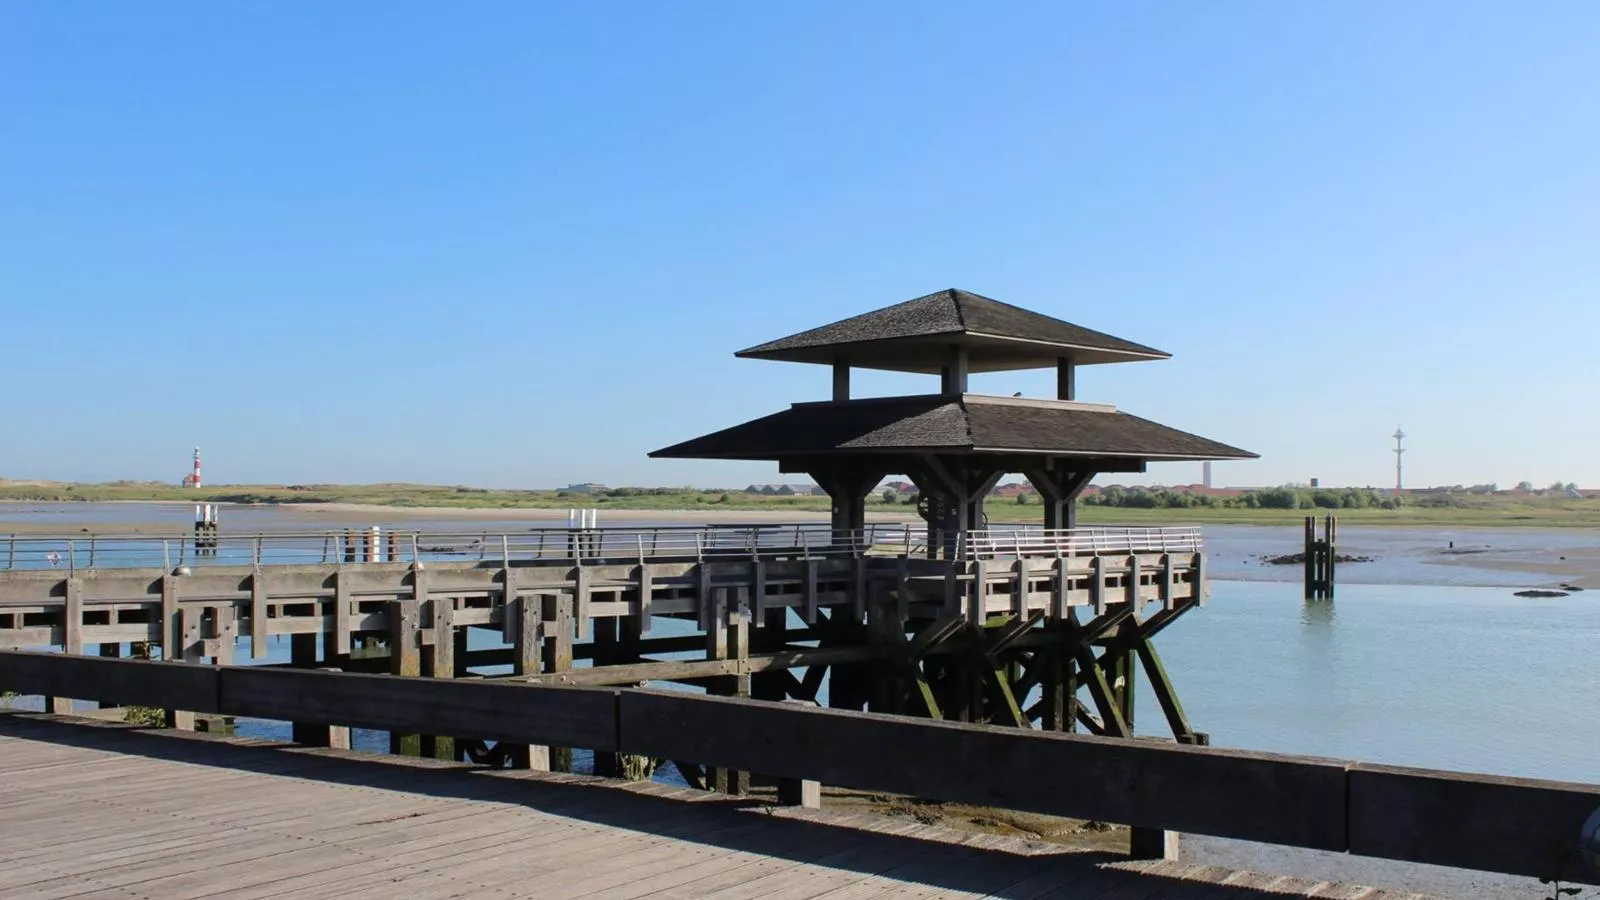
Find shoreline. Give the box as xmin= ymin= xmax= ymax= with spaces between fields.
xmin=2 ymin=501 xmax=1598 ymax=589
xmin=3 ymin=496 xmax=1600 ymax=525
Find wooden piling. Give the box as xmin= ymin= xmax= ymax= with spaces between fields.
xmin=387 ymin=597 xmax=422 ymax=756
xmin=1304 ymin=515 xmax=1337 ymax=600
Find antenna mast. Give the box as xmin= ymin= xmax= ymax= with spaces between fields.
xmin=1392 ymin=427 xmax=1405 ymax=493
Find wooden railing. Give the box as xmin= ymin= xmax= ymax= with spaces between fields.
xmin=0 ymin=524 xmax=1205 ymax=571
xmin=2 ymin=648 xmax=1593 ymax=886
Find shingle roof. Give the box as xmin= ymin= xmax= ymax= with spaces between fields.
xmin=736 ymin=289 xmax=1169 ymax=372
xmin=650 ymin=395 xmax=1256 ymax=462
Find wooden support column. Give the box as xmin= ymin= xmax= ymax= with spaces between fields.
xmin=940 ymin=344 xmax=970 ymax=395
xmin=332 ymin=569 xmax=352 ymax=660
xmin=1024 ymin=466 xmax=1095 ymax=532
xmin=1130 ymin=828 xmax=1181 ymax=862
xmin=419 ymin=596 xmax=456 ymax=761
xmin=290 ymin=631 xmax=334 ymax=746
xmin=96 ymin=638 xmax=121 ymax=711
xmin=752 ymin=600 xmax=820 ymax=807
xmin=509 ymin=592 xmax=548 ymax=770
xmin=249 ymin=566 xmax=268 ymax=660
xmin=1057 ymin=357 xmax=1076 ymax=401
xmin=160 ymin=574 xmax=195 ymax=731
xmin=47 ymin=578 xmax=83 ymax=715
xmin=832 ymin=357 xmax=850 ymax=401
xmin=808 ymin=462 xmax=889 ymax=551
xmin=1039 ymin=629 xmax=1068 ymax=732
xmin=591 ymin=615 xmax=622 ymax=777
xmin=706 ymin=587 xmax=750 ymax=795
xmin=544 ymin=593 xmax=575 ymax=772
xmin=387 ymin=597 xmax=422 ymax=756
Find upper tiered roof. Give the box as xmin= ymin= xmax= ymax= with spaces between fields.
xmin=737 ymin=288 xmax=1168 ymax=373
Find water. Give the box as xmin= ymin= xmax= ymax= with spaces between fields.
xmin=1152 ymin=580 xmax=1600 ymax=783
xmin=182 ymin=581 xmax=1599 ymax=788
xmin=1204 ymin=522 xmax=1600 ymax=587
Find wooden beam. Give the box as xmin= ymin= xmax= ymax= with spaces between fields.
xmin=616 ymin=689 xmax=1350 ymax=851
xmin=217 ymin=666 xmax=618 ymax=751
xmin=0 ymin=650 xmax=219 ymax=712
xmin=1135 ymin=635 xmax=1194 ymax=742
xmin=1348 ymin=764 xmax=1600 ymax=883
xmin=520 ymin=644 xmax=879 ymax=687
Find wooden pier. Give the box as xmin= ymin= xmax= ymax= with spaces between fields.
xmin=0 ymin=522 xmax=1214 ymax=758
xmin=0 ymin=712 xmax=1439 ymax=900
xmin=2 ymin=650 xmax=1598 ymax=896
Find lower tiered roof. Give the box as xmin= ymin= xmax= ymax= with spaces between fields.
xmin=650 ymin=394 xmax=1256 ymax=462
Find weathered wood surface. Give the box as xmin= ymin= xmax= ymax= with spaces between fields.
xmin=619 ymin=689 xmax=1349 ymax=850
xmin=1348 ymin=763 xmax=1600 ymax=884
xmin=6 ymin=648 xmax=1600 ymax=887
xmin=219 ymin=666 xmax=619 ymax=751
xmin=0 ymin=712 xmax=1436 ymax=900
xmin=0 ymin=651 xmax=220 ymax=713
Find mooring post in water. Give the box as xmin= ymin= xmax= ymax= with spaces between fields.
xmin=1304 ymin=515 xmax=1337 ymax=600
xmin=1325 ymin=514 xmax=1337 ymax=598
xmin=1303 ymin=516 xmax=1315 ymax=599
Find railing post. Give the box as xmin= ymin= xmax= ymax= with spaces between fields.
xmin=502 ymin=534 xmax=511 ymax=567
xmin=67 ymin=540 xmax=76 ymax=574
xmin=88 ymin=536 xmax=96 ymax=568
xmin=5 ymin=534 xmax=12 ymax=570
xmin=254 ymin=536 xmax=263 ymax=567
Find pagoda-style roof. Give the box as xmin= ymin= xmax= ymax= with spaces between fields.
xmin=650 ymin=395 xmax=1256 ymax=462
xmin=736 ymin=289 xmax=1169 ymax=373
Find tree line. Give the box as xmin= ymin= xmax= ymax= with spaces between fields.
xmin=1082 ymin=486 xmax=1400 ymax=510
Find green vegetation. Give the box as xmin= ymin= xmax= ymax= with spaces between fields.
xmin=1085 ymin=485 xmax=1398 ymax=510
xmin=3 ymin=480 xmax=1600 ymax=528
xmin=124 ymin=706 xmax=168 ymax=728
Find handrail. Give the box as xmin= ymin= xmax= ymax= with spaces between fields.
xmin=0 ymin=524 xmax=1204 ymax=571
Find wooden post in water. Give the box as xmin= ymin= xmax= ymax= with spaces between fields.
xmin=1325 ymin=514 xmax=1337 ymax=598
xmin=1304 ymin=515 xmax=1337 ymax=600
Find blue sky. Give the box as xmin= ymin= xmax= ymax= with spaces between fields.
xmin=3 ymin=2 xmax=1597 ymax=490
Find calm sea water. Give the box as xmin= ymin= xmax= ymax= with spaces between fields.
xmin=4 ymin=503 xmax=1597 ymax=786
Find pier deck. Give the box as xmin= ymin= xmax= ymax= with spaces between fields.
xmin=0 ymin=712 xmax=1432 ymax=900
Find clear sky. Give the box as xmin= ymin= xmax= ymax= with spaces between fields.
xmin=3 ymin=2 xmax=1597 ymax=490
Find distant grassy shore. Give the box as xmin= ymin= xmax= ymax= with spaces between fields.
xmin=4 ymin=481 xmax=1600 ymax=528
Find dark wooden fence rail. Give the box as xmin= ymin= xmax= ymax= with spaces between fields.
xmin=2 ymin=649 xmax=1597 ymax=885
xmin=618 ymin=689 xmax=1348 ymax=849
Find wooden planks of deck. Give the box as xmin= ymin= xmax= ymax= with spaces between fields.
xmin=0 ymin=713 xmax=1436 ymax=900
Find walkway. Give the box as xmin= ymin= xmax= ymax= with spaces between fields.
xmin=0 ymin=713 xmax=1434 ymax=899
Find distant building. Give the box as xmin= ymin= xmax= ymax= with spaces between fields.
xmin=745 ymin=483 xmax=825 ymax=496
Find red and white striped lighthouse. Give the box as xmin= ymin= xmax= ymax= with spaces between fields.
xmin=185 ymin=447 xmax=202 ymax=488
